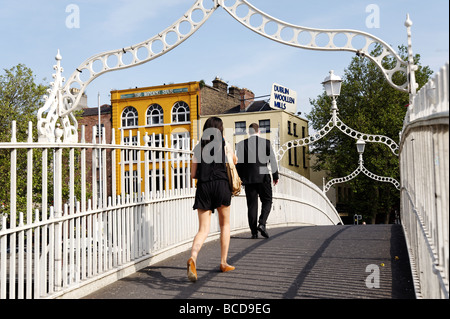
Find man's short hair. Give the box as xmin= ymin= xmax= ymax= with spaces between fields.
xmin=248 ymin=123 xmax=259 ymax=135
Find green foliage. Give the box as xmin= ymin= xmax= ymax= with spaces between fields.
xmin=307 ymin=46 xmax=432 ymax=223
xmin=0 ymin=65 xmax=90 ymax=226
xmin=0 ymin=64 xmax=49 ymax=223
xmin=0 ymin=64 xmax=48 ymax=141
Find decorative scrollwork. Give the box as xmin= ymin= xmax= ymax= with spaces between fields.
xmin=37 ymin=51 xmax=78 ymax=143
xmin=324 ymin=166 xmax=362 ymax=193
xmin=37 ymin=0 xmax=416 ymax=143
xmin=360 ymin=165 xmax=400 ymax=190
xmin=323 ymin=159 xmax=400 ymax=192
xmin=220 ymin=0 xmax=409 ymax=93
xmin=37 ymin=0 xmax=219 ymax=143
xmin=335 ymin=118 xmax=399 ymax=155
xmin=275 ymin=116 xmax=399 ymax=162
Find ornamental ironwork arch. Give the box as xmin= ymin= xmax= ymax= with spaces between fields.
xmin=323 ymin=150 xmax=400 ymax=193
xmin=37 ymin=0 xmax=417 ymax=145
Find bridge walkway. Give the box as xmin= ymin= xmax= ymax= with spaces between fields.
xmin=84 ymin=224 xmax=415 ymax=300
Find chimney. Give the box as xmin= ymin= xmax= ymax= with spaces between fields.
xmin=228 ymin=86 xmax=240 ymax=97
xmin=212 ymin=77 xmax=228 ymax=92
xmin=240 ymin=88 xmax=254 ymax=111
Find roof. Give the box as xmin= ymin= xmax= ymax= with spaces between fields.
xmin=82 ymin=105 xmax=112 ymax=116
xmin=224 ymin=100 xmax=273 ymax=114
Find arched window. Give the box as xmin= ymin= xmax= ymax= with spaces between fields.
xmin=122 ymin=106 xmax=138 ymax=127
xmin=146 ymin=104 xmax=164 ymax=126
xmin=172 ymin=101 xmax=190 ymax=123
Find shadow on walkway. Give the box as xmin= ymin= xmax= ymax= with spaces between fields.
xmin=84 ymin=225 xmax=415 ymax=299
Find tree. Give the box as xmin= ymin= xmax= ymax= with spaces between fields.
xmin=307 ymin=46 xmax=432 ymax=224
xmin=0 ymin=65 xmax=90 ymax=226
xmin=0 ymin=64 xmax=48 ymax=141
xmin=0 ymin=64 xmax=49 ymax=223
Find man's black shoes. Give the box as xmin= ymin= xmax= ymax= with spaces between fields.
xmin=257 ymin=224 xmax=269 ymax=238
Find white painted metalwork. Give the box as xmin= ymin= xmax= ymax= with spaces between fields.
xmin=0 ymin=124 xmax=341 ymax=299
xmin=323 ymin=148 xmax=400 ymax=193
xmin=220 ymin=0 xmax=411 ymax=93
xmin=37 ymin=0 xmax=418 ymax=144
xmin=37 ymin=0 xmax=219 ymax=143
xmin=5 ymin=0 xmax=446 ymax=300
xmin=399 ymin=62 xmax=449 ymax=299
xmin=275 ymin=103 xmax=400 ymax=163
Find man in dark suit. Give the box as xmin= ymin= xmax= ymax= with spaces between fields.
xmin=236 ymin=123 xmax=279 ymax=238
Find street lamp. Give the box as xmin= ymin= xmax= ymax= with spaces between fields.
xmin=322 ymin=70 xmax=342 ymax=99
xmin=356 ymin=138 xmax=366 ymax=165
xmin=322 ymin=70 xmax=342 ymax=122
xmin=356 ymin=138 xmax=366 ymax=154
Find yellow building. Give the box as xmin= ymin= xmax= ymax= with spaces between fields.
xmin=110 ymin=79 xmax=310 ymax=195
xmin=110 ymin=82 xmax=200 ymax=194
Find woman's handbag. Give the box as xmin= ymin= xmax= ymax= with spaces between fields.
xmin=225 ymin=142 xmax=242 ymax=196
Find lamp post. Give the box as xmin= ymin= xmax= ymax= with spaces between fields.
xmin=356 ymin=138 xmax=366 ymax=165
xmin=322 ymin=70 xmax=342 ymax=124
xmin=323 ymin=136 xmax=400 ymax=193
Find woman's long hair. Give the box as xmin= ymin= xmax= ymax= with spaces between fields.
xmin=201 ymin=116 xmax=224 ymax=148
xmin=200 ymin=116 xmax=225 ymax=164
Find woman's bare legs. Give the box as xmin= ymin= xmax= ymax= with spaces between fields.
xmin=188 ymin=206 xmax=234 ymax=280
xmin=217 ymin=205 xmax=233 ymax=269
xmin=190 ymin=209 xmax=212 ymax=263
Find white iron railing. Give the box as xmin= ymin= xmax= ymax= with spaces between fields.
xmin=399 ymin=62 xmax=449 ymax=299
xmin=0 ymin=125 xmax=341 ymax=299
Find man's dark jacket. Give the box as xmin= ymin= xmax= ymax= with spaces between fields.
xmin=235 ymin=135 xmax=279 ymax=184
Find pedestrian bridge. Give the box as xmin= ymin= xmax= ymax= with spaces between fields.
xmin=84 ymin=224 xmax=416 ymax=300
xmin=0 ymin=63 xmax=448 ymax=300
xmin=1 ymin=0 xmax=449 ymax=297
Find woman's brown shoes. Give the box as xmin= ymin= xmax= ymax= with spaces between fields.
xmin=188 ymin=259 xmax=234 ymax=281
xmin=187 ymin=257 xmax=197 ymax=282
xmin=220 ymin=264 xmax=235 ymax=273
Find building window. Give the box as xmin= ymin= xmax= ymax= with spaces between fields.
xmin=123 ymin=135 xmax=138 ymax=162
xmin=171 ymin=132 xmax=190 ymax=161
xmin=173 ymin=167 xmax=187 ymax=190
xmin=287 ymin=121 xmax=292 ymax=135
xmin=172 ymin=101 xmax=190 ymax=123
xmin=303 ymin=149 xmax=307 ymax=169
xmin=147 ymin=104 xmax=164 ymax=126
xmin=293 ymin=123 xmax=298 ymax=137
xmin=259 ymin=119 xmax=270 ymax=133
xmin=302 ymin=126 xmax=307 ymax=168
xmin=124 ymin=170 xmax=139 ymax=195
xmin=149 ymin=169 xmax=165 ymax=192
xmin=95 ymin=124 xmax=104 ymax=139
xmin=122 ymin=106 xmax=138 ymax=127
xmin=235 ymin=121 xmax=246 ymax=135
xmin=147 ymin=133 xmax=165 ymax=160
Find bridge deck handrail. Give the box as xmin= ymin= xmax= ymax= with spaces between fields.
xmin=0 ymin=126 xmax=341 ymax=299
xmin=399 ymin=62 xmax=449 ymax=299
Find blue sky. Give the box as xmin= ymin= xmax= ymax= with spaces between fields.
xmin=0 ymin=0 xmax=448 ymax=117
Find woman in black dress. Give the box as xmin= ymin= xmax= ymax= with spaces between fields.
xmin=187 ymin=117 xmax=236 ymax=282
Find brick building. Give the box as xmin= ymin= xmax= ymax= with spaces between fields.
xmin=200 ymin=77 xmax=254 ymax=116
xmin=78 ymin=105 xmax=113 ymax=199
xmin=80 ymin=78 xmax=310 ymax=197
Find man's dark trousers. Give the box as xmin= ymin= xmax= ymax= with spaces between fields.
xmin=245 ymin=177 xmax=273 ymax=236
xmin=236 ymin=135 xmax=279 ymax=236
